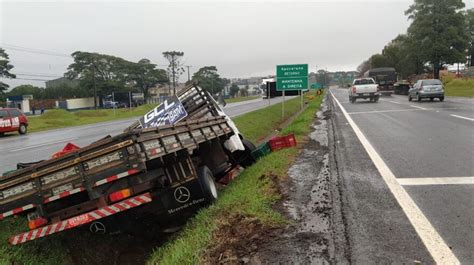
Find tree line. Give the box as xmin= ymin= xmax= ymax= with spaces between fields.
xmin=0 ymin=49 xmax=231 ymax=104
xmin=357 ymin=0 xmax=473 ymax=79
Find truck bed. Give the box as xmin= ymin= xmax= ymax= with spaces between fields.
xmin=0 ymin=116 xmax=234 ymax=220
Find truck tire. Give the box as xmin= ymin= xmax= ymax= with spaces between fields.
xmin=232 ymin=138 xmax=256 ymax=168
xmin=439 ymin=97 xmax=444 ymax=102
xmin=18 ymin=124 xmax=27 ymax=135
xmin=374 ymin=96 xmax=379 ymax=103
xmin=351 ymin=97 xmax=356 ymax=103
xmin=197 ymin=166 xmax=218 ymax=203
xmin=408 ymin=95 xmax=412 ymax=101
xmin=416 ymin=94 xmax=421 ymax=102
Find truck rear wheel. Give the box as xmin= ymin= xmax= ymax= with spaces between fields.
xmin=232 ymin=138 xmax=256 ymax=168
xmin=197 ymin=166 xmax=218 ymax=203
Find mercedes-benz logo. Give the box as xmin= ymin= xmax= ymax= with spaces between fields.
xmin=174 ymin=186 xmax=191 ymax=203
xmin=89 ymin=221 xmax=106 ymax=234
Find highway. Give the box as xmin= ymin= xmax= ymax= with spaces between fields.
xmin=329 ymin=88 xmax=473 ymax=263
xmin=0 ymin=96 xmax=292 ymax=172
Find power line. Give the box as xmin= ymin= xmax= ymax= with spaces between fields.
xmin=13 ymin=77 xmax=53 ymax=82
xmin=1 ymin=43 xmax=71 ymax=58
xmin=14 ymin=73 xmax=63 ymax=78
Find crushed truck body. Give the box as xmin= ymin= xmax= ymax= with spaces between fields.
xmin=0 ymin=84 xmax=255 ymax=245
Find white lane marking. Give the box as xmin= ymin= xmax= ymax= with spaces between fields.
xmin=348 ymin=108 xmax=421 ymax=115
xmin=410 ymin=105 xmax=427 ymax=110
xmin=331 ymin=91 xmax=460 ymax=264
xmin=450 ymin=114 xmax=474 ymax=122
xmin=9 ymin=138 xmax=78 ymax=152
xmin=398 ymin=177 xmax=474 ymax=186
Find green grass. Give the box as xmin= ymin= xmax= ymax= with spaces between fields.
xmin=443 ymin=78 xmax=474 ymax=98
xmin=233 ymin=97 xmax=302 ymax=143
xmin=27 ymin=105 xmax=155 ymax=133
xmin=148 ymin=93 xmax=324 ymax=264
xmin=225 ymin=96 xmax=260 ymax=104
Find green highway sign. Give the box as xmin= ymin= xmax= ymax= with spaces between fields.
xmin=276 ymin=64 xmax=308 ymax=91
xmin=310 ymin=83 xmax=323 ymax=89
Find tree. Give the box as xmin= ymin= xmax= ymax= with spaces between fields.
xmin=162 ymin=51 xmax=184 ymax=95
xmin=467 ymin=8 xmax=474 ymax=66
xmin=229 ymin=84 xmax=240 ymax=98
xmin=192 ymin=66 xmax=227 ymax=96
xmin=357 ymin=59 xmax=371 ymax=76
xmin=239 ymin=87 xmax=249 ymax=97
xmin=405 ymin=0 xmax=469 ymax=78
xmin=66 ymin=51 xmax=129 ymax=108
xmin=125 ymin=58 xmax=168 ymax=101
xmin=0 ymin=48 xmax=15 ymax=101
xmin=8 ymin=85 xmax=43 ymax=99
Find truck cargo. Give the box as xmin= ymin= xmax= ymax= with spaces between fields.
xmin=0 ymin=84 xmax=255 ymax=246
xmin=363 ymin=67 xmax=397 ymax=95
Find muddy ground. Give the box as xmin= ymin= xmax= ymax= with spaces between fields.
xmin=207 ymin=98 xmax=349 ymax=264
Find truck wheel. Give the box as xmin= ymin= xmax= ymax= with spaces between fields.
xmin=197 ymin=166 xmax=218 ymax=203
xmin=439 ymin=97 xmax=444 ymax=102
xmin=351 ymin=97 xmax=356 ymax=103
xmin=416 ymin=94 xmax=421 ymax=102
xmin=430 ymin=98 xmax=434 ymax=101
xmin=18 ymin=124 xmax=27 ymax=135
xmin=374 ymin=96 xmax=379 ymax=103
xmin=408 ymin=95 xmax=412 ymax=101
xmin=233 ymin=138 xmax=256 ymax=168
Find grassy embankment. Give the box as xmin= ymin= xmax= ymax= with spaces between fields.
xmin=0 ymin=94 xmax=322 ymax=264
xmin=27 ymin=105 xmax=155 ymax=133
xmin=225 ymin=96 xmax=260 ymax=104
xmin=441 ymin=76 xmax=474 ymax=98
xmin=147 ymin=93 xmax=324 ymax=264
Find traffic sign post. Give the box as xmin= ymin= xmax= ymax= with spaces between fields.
xmin=276 ymin=64 xmax=309 ymax=116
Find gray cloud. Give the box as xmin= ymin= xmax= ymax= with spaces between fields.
xmin=1 ymin=0 xmax=471 ymax=88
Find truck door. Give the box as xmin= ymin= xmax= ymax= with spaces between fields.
xmin=0 ymin=109 xmax=12 ymax=133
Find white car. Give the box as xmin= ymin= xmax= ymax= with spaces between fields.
xmin=349 ymin=78 xmax=380 ymax=103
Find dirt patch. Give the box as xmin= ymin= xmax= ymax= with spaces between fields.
xmin=203 ymin=214 xmax=280 ymax=264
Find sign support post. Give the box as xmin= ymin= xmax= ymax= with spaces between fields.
xmin=282 ymin=91 xmax=285 ymax=119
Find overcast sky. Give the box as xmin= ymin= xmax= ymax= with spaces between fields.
xmin=1 ymin=0 xmax=473 ymax=88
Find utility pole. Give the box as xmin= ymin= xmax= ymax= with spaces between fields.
xmin=186 ymin=65 xmax=192 ymax=82
xmin=172 ymin=58 xmax=176 ymax=95
xmin=92 ymin=67 xmax=97 ymax=109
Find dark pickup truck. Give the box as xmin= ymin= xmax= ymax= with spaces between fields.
xmin=0 ymin=84 xmax=255 ymax=245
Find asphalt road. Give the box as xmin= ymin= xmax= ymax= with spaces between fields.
xmin=329 ymin=88 xmax=473 ymax=263
xmin=0 ymin=96 xmax=293 ymax=172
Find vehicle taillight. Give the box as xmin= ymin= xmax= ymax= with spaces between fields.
xmin=28 ymin=217 xmax=48 ymax=230
xmin=109 ymin=188 xmax=131 ymax=202
xmin=352 ymin=86 xmax=356 ymax=93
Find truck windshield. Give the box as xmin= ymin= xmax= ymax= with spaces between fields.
xmin=354 ymin=79 xmax=374 ymax=85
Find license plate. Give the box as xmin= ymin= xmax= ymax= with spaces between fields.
xmin=363 ymin=93 xmax=370 ymax=96
xmin=52 ymin=183 xmax=73 ymax=195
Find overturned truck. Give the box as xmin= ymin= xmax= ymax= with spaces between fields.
xmin=0 ymin=84 xmax=255 ymax=245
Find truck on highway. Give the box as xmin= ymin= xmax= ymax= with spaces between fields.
xmin=0 ymin=84 xmax=255 ymax=246
xmin=262 ymin=80 xmax=300 ymax=98
xmin=363 ymin=67 xmax=397 ymax=95
xmin=349 ymin=78 xmax=380 ymax=103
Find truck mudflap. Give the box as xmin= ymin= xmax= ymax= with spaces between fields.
xmin=9 ymin=193 xmax=152 ymax=246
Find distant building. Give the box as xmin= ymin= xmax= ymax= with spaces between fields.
xmin=45 ymin=77 xmax=79 ymax=88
